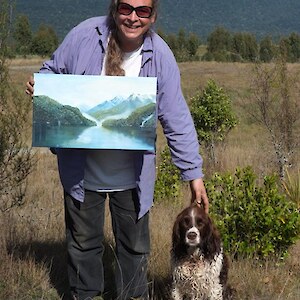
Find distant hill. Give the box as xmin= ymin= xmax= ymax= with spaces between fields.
xmin=102 ymin=103 xmax=156 ymax=129
xmin=15 ymin=0 xmax=300 ymax=41
xmin=33 ymin=95 xmax=96 ymax=126
xmin=89 ymin=93 xmax=155 ymax=121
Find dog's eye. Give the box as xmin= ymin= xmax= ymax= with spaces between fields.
xmin=183 ymin=216 xmax=191 ymax=226
xmin=196 ymin=217 xmax=204 ymax=227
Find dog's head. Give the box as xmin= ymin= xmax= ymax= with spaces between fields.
xmin=172 ymin=204 xmax=221 ymax=260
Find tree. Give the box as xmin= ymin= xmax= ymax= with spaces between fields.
xmin=174 ymin=28 xmax=189 ymax=62
xmin=190 ymin=80 xmax=238 ymax=166
xmin=159 ymin=28 xmax=201 ymax=62
xmin=186 ymin=32 xmax=201 ymax=60
xmin=206 ymin=27 xmax=232 ymax=61
xmin=259 ymin=36 xmax=276 ymax=62
xmin=249 ymin=57 xmax=300 ymax=178
xmin=31 ymin=24 xmax=58 ymax=56
xmin=287 ymin=32 xmax=300 ymax=62
xmin=231 ymin=32 xmax=246 ymax=60
xmin=13 ymin=14 xmax=32 ymax=55
xmin=231 ymin=32 xmax=258 ymax=62
xmin=279 ymin=32 xmax=300 ymax=62
xmin=207 ymin=26 xmax=231 ymax=53
xmin=242 ymin=33 xmax=258 ymax=61
xmin=0 ymin=0 xmax=34 ymax=212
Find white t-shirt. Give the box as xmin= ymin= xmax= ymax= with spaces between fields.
xmin=84 ymin=45 xmax=143 ymax=192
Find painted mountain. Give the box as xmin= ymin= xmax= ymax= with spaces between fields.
xmin=102 ymin=103 xmax=156 ymax=129
xmin=88 ymin=93 xmax=156 ymax=124
xmin=33 ymin=95 xmax=96 ymax=126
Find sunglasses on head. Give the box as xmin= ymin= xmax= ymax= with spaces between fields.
xmin=117 ymin=2 xmax=153 ymax=18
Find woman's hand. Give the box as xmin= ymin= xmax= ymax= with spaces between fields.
xmin=190 ymin=178 xmax=209 ymax=214
xmin=25 ymin=76 xmax=34 ymax=97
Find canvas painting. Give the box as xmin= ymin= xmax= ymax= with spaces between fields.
xmin=32 ymin=73 xmax=157 ymax=151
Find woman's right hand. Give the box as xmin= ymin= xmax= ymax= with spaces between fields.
xmin=25 ymin=76 xmax=35 ymax=97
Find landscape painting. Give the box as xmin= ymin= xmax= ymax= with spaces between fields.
xmin=32 ymin=73 xmax=157 ymax=150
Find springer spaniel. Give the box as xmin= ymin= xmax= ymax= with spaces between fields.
xmin=171 ymin=204 xmax=232 ymax=300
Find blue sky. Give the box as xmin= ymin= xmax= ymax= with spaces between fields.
xmin=34 ymin=73 xmax=157 ymax=110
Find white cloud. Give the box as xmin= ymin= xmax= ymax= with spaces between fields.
xmin=34 ymin=73 xmax=157 ymax=110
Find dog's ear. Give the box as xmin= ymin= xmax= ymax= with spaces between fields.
xmin=172 ymin=214 xmax=186 ymax=259
xmin=202 ymin=216 xmax=221 ymax=259
xmin=172 ymin=217 xmax=181 ymax=248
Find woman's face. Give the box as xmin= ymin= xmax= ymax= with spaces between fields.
xmin=115 ymin=0 xmax=156 ymax=52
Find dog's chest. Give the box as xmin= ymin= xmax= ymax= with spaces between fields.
xmin=172 ymin=252 xmax=224 ymax=298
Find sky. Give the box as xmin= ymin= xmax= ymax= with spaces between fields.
xmin=34 ymin=73 xmax=157 ymax=110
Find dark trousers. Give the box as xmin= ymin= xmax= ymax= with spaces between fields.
xmin=64 ymin=189 xmax=150 ymax=300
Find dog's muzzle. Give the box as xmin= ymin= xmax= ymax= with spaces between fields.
xmin=185 ymin=227 xmax=200 ymax=246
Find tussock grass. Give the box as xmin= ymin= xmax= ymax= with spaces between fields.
xmin=229 ymin=258 xmax=300 ymax=299
xmin=1 ymin=59 xmax=299 ymax=299
xmin=282 ymin=169 xmax=300 ymax=209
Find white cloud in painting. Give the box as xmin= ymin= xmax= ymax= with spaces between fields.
xmin=34 ymin=73 xmax=157 ymax=111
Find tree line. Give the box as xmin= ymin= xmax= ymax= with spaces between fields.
xmin=8 ymin=14 xmax=300 ymax=63
xmin=160 ymin=26 xmax=300 ymax=63
xmin=203 ymin=26 xmax=300 ymax=63
xmin=158 ymin=26 xmax=300 ymax=63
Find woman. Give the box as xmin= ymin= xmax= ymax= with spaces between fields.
xmin=26 ymin=0 xmax=209 ymax=299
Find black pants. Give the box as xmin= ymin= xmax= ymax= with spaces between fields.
xmin=64 ymin=189 xmax=150 ymax=300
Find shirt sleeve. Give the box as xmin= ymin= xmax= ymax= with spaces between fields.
xmin=157 ymin=56 xmax=203 ymax=181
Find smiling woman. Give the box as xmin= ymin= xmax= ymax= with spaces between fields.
xmin=25 ymin=0 xmax=209 ymax=299
xmin=105 ymin=0 xmax=158 ymax=73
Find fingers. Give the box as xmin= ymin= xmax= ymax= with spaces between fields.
xmin=25 ymin=76 xmax=34 ymax=96
xmin=200 ymin=193 xmax=209 ymax=214
xmin=195 ymin=195 xmax=209 ymax=214
xmin=190 ymin=178 xmax=210 ymax=214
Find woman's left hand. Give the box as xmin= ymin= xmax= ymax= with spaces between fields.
xmin=25 ymin=76 xmax=34 ymax=97
xmin=190 ymin=178 xmax=209 ymax=214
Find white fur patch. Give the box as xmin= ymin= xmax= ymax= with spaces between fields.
xmin=171 ymin=249 xmax=224 ymax=300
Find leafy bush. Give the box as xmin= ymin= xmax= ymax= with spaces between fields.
xmin=154 ymin=146 xmax=181 ymax=203
xmin=206 ymin=167 xmax=300 ymax=259
xmin=190 ymin=80 xmax=238 ymax=165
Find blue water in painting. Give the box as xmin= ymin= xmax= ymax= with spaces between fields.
xmin=33 ymin=122 xmax=155 ymax=151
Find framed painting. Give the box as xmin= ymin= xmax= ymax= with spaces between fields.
xmin=32 ymin=73 xmax=157 ymax=151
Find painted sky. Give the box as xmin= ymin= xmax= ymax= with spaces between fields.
xmin=34 ymin=73 xmax=157 ymax=110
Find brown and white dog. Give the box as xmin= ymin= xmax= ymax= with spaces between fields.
xmin=171 ymin=204 xmax=232 ymax=300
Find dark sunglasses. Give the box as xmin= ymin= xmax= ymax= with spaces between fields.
xmin=117 ymin=3 xmax=153 ymax=18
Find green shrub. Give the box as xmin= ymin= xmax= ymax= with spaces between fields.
xmin=206 ymin=167 xmax=300 ymax=259
xmin=190 ymin=80 xmax=238 ymax=165
xmin=154 ymin=146 xmax=181 ymax=203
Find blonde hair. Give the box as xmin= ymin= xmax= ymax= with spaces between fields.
xmin=105 ymin=0 xmax=159 ymax=76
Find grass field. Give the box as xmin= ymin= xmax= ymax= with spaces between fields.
xmin=1 ymin=58 xmax=299 ymax=299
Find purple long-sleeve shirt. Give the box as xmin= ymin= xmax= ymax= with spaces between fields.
xmin=40 ymin=16 xmax=203 ymax=218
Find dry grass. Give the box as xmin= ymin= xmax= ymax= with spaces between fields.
xmin=1 ymin=149 xmax=300 ymax=299
xmin=0 ymin=59 xmax=299 ymax=299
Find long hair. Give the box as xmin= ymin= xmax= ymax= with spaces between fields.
xmin=105 ymin=0 xmax=159 ymax=76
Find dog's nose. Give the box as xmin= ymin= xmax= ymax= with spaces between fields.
xmin=187 ymin=232 xmax=197 ymax=240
